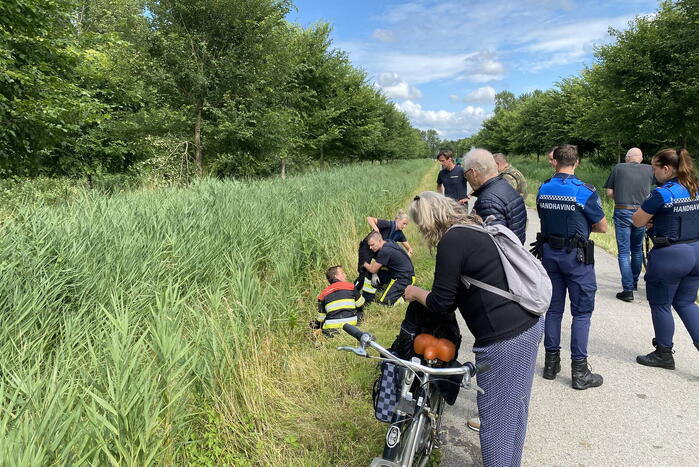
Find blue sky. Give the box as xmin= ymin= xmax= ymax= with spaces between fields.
xmin=288 ymin=0 xmax=659 ymax=140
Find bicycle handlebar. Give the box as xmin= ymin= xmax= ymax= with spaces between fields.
xmin=342 ymin=323 xmax=367 ymax=341
xmin=341 ymin=324 xmax=488 ymax=378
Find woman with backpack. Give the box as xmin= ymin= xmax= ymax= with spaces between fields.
xmin=400 ymin=190 xmax=544 ymax=467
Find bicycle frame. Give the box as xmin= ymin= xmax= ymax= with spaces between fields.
xmin=338 ymin=324 xmax=486 ymax=467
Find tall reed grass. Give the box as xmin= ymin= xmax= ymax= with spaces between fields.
xmin=0 ymin=160 xmax=430 ymax=464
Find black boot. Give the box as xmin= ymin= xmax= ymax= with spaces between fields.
xmin=615 ymin=291 xmax=634 ymax=302
xmin=542 ymin=350 xmax=561 ymax=380
xmin=571 ymin=358 xmax=603 ymax=390
xmin=636 ymin=339 xmax=675 ymax=370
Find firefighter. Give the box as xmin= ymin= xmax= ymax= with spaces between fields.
xmin=363 ymin=232 xmax=415 ymax=306
xmin=355 ymin=211 xmax=413 ymax=303
xmin=312 ymin=265 xmax=365 ymax=336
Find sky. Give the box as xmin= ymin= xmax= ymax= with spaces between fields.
xmin=288 ymin=0 xmax=659 ymax=140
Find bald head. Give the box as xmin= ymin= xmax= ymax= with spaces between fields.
xmin=493 ymin=153 xmax=508 ymax=171
xmin=625 ymin=147 xmax=643 ymax=163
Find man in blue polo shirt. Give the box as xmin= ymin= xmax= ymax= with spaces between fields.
xmin=535 ymin=144 xmax=608 ymax=390
xmin=436 ymin=150 xmax=469 ymax=205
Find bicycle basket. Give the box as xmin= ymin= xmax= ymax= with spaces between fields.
xmin=373 ymin=361 xmax=401 ymax=423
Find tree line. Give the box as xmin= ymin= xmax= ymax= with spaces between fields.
xmin=0 ymin=0 xmax=430 ymax=180
xmin=442 ymin=0 xmax=698 ymax=164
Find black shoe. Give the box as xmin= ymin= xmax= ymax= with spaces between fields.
xmin=356 ymin=311 xmax=364 ymax=325
xmin=543 ymin=350 xmax=561 ymax=380
xmin=571 ymin=358 xmax=603 ymax=390
xmin=616 ymin=291 xmax=634 ymax=302
xmin=636 ymin=338 xmax=675 ymax=369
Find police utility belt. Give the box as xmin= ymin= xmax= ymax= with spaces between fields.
xmin=534 ymin=233 xmax=595 ymax=265
xmin=649 ymin=236 xmax=699 ymax=249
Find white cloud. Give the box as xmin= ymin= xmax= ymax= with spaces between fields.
xmin=464 ymin=86 xmax=497 ymax=102
xmin=515 ymin=14 xmax=637 ymax=70
xmin=372 ymin=29 xmax=396 ymax=42
xmin=448 ymin=94 xmax=460 ymax=102
xmin=461 ymin=51 xmax=505 ymax=82
xmin=396 ymin=100 xmax=489 ymax=139
xmin=375 ymin=72 xmax=422 ymax=100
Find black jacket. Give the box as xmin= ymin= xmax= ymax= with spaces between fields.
xmin=425 ymin=227 xmax=537 ymax=346
xmin=472 ymin=175 xmax=527 ymax=244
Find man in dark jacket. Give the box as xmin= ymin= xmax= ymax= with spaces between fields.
xmin=463 ymin=148 xmax=527 ymax=244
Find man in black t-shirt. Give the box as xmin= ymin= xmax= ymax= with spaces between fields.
xmin=436 ymin=150 xmax=469 ymax=204
xmin=362 ymin=232 xmax=415 ymax=305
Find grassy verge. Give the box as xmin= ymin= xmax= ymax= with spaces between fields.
xmin=510 ymin=155 xmax=618 ymax=255
xmin=243 ymin=162 xmax=442 ymax=465
xmin=0 ymin=159 xmax=433 ymax=465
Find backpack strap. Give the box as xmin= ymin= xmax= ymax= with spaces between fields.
xmin=449 ymin=223 xmax=524 ymax=305
xmin=460 ymin=275 xmax=522 ymax=304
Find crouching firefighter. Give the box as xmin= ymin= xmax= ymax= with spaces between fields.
xmin=312 ymin=265 xmax=365 ymax=336
xmin=354 ymin=212 xmax=414 ymax=304
xmin=355 ymin=232 xmax=380 ymax=304
xmin=533 ymin=144 xmax=608 ymax=390
xmin=363 ymin=232 xmax=416 ymax=306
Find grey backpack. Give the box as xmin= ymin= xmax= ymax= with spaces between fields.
xmin=449 ymin=218 xmax=552 ymax=316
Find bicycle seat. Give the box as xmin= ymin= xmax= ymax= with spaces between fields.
xmin=413 ymin=333 xmax=457 ymax=362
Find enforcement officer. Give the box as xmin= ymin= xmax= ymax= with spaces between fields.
xmin=632 ymin=148 xmax=699 ymax=369
xmin=363 ymin=232 xmax=415 ymax=305
xmin=534 ymin=144 xmax=608 ymax=389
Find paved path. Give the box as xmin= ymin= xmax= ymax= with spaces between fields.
xmin=440 ymin=209 xmax=699 ymax=466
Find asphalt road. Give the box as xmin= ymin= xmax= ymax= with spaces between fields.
xmin=440 ymin=209 xmax=699 ymax=467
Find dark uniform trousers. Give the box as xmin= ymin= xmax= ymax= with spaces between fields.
xmin=375 ymin=269 xmax=415 ymax=305
xmin=354 ymin=238 xmax=378 ymax=303
xmin=542 ymin=244 xmax=596 ymax=360
xmin=645 ymin=242 xmax=699 ymax=348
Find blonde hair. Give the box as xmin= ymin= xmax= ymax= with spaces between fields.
xmin=408 ymin=191 xmax=482 ymax=248
xmin=395 ymin=210 xmax=409 ymax=222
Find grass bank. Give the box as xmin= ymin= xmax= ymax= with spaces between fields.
xmin=510 ymin=155 xmax=618 ymax=255
xmin=259 ymin=161 xmax=442 ymax=465
xmin=0 ymin=159 xmax=433 ymax=465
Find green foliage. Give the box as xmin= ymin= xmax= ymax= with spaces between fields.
xmin=1 ymin=0 xmax=425 ymax=179
xmin=449 ymin=1 xmax=699 ymax=162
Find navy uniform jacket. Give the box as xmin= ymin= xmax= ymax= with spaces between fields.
xmin=641 ymin=178 xmax=699 ymax=242
xmin=537 ymin=173 xmax=605 ymax=240
xmin=375 ymin=241 xmax=415 ymax=281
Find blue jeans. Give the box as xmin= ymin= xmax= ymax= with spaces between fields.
xmin=614 ymin=209 xmax=645 ymax=292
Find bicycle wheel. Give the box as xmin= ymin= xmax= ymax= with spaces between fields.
xmin=410 ymin=386 xmax=445 ymax=467
xmin=404 ymin=412 xmax=432 ymax=467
